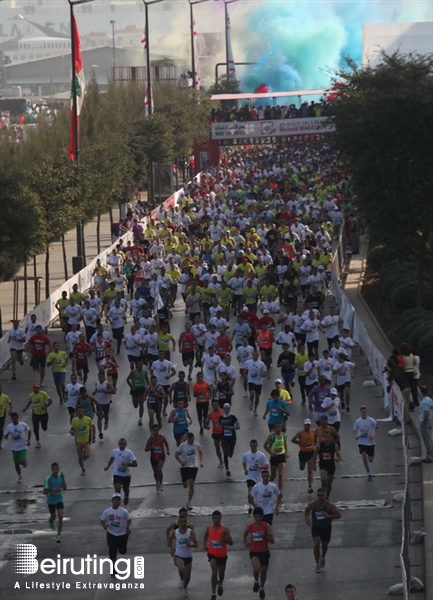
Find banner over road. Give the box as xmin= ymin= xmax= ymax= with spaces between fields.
xmin=211 ymin=117 xmax=335 ymax=140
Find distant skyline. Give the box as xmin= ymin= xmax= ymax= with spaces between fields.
xmin=0 ymin=0 xmax=432 ymax=90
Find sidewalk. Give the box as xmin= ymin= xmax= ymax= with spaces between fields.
xmin=0 ymin=212 xmax=113 ymax=334
xmin=344 ymin=234 xmax=432 ymax=599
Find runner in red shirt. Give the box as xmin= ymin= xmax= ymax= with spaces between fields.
xmin=74 ymin=333 xmax=90 ymax=384
xmin=91 ymin=335 xmax=112 ymax=371
xmin=216 ymin=328 xmax=232 ymax=360
xmin=28 ymin=325 xmax=51 ymax=386
xmin=205 ymin=400 xmax=224 ymax=468
xmin=179 ymin=323 xmax=197 ymax=381
xmin=243 ymin=507 xmax=274 ymax=598
xmin=241 ymin=307 xmax=259 ymax=349
xmin=144 ymin=423 xmax=170 ymax=492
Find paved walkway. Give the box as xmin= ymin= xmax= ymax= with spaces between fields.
xmin=344 ymin=234 xmax=432 ymax=599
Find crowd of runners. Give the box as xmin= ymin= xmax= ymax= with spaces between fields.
xmin=1 ymin=140 xmax=385 ymax=599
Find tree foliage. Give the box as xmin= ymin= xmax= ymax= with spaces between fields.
xmin=0 ymin=80 xmax=212 ymax=287
xmin=329 ymin=52 xmax=433 ymax=306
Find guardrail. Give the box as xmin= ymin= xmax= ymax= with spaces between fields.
xmin=331 ymin=230 xmax=409 ymax=598
xmin=0 ymin=179 xmax=194 ymax=372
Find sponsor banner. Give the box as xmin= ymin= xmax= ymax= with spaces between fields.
xmin=211 ymin=117 xmax=335 ymax=140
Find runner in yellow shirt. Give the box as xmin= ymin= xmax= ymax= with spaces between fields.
xmin=0 ymin=385 xmax=13 ymax=449
xmin=23 ymin=383 xmax=52 ymax=448
xmin=47 ymin=342 xmax=69 ymax=405
xmin=70 ymin=407 xmax=95 ymax=475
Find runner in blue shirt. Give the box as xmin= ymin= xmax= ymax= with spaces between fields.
xmin=262 ymin=389 xmax=290 ymax=432
xmin=44 ymin=462 xmax=67 ymax=543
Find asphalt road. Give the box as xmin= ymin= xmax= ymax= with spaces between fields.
xmin=0 ymin=298 xmax=405 ymax=600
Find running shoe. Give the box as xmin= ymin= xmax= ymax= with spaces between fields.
xmin=248 ymin=507 xmax=252 ymax=515
xmin=36 ymin=441 xmax=41 ymax=449
xmin=12 ymin=374 xmax=17 ymax=381
xmin=217 ymin=581 xmax=223 ymax=596
xmin=243 ymin=392 xmax=248 ymax=398
xmin=183 ymin=587 xmax=189 ymax=597
xmin=253 ymin=581 xmax=259 ymax=592
xmin=178 ymin=579 xmax=184 ymax=589
xmin=315 ymin=564 xmax=322 ymax=574
xmin=99 ymin=432 xmax=104 ymax=440
xmin=59 ymin=398 xmax=64 ymax=405
xmin=49 ymin=520 xmax=55 ymax=530
xmin=217 ymin=461 xmax=224 ymax=469
xmin=226 ymin=470 xmax=231 ymax=477
xmin=259 ymin=589 xmax=266 ymax=599
xmin=200 ymin=427 xmax=204 ymax=434
xmin=186 ymin=501 xmax=192 ymax=510
xmin=319 ymin=555 xmax=325 ymax=569
xmin=253 ymin=409 xmax=258 ymax=416
xmin=55 ymin=535 xmax=61 ymax=544
xmin=138 ymin=419 xmax=143 ymax=426
xmin=367 ymin=473 xmax=373 ymax=482
xmin=211 ymin=594 xmax=217 ymax=600
xmin=340 ymin=401 xmax=345 ymax=410
xmin=81 ymin=469 xmax=86 ymax=476
xmin=124 ymin=495 xmax=129 ymax=506
xmin=156 ymin=484 xmax=160 ymax=492
xmin=17 ymin=475 xmax=22 ymax=483
xmin=346 ymin=406 xmax=350 ymax=413
xmin=104 ymin=422 xmax=108 ymax=430
xmin=308 ymin=486 xmax=314 ymax=494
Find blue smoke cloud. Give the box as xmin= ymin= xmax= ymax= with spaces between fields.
xmin=236 ymin=0 xmax=432 ymax=92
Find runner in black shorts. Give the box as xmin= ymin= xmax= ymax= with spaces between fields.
xmin=243 ymin=507 xmax=274 ymax=597
xmin=304 ymin=488 xmax=341 ymax=574
xmin=315 ymin=430 xmax=341 ymax=499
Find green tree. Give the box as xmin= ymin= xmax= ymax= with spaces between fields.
xmin=329 ymin=52 xmax=433 ymax=307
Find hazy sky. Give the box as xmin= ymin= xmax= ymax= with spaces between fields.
xmin=1 ymin=0 xmax=432 ymax=89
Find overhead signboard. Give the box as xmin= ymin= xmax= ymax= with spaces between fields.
xmin=211 ymin=117 xmax=335 ymax=140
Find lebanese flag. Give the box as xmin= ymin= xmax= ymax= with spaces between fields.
xmin=192 ymin=20 xmax=200 ymax=89
xmin=68 ymin=14 xmax=85 ymax=161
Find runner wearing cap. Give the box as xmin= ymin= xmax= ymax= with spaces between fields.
xmin=100 ymin=493 xmax=131 ymax=576
xmin=291 ymin=419 xmax=317 ymax=494
xmin=23 ymin=383 xmax=52 ymax=448
xmin=320 ymin=388 xmax=342 ymax=432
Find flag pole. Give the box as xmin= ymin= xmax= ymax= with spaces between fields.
xmin=69 ymin=1 xmax=79 ymax=164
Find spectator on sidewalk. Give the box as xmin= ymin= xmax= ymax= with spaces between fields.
xmin=419 ymin=386 xmax=433 ymax=463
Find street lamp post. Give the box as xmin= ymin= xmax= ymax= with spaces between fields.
xmin=110 ymin=19 xmax=116 ymax=84
xmin=219 ymin=0 xmax=240 ymax=82
xmin=68 ymin=0 xmax=94 ymax=271
xmin=141 ymin=0 xmax=165 ymax=207
xmin=188 ymin=0 xmax=212 ymax=91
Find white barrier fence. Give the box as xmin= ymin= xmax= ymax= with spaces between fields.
xmin=0 ymin=178 xmax=192 ymax=372
xmin=331 ymin=252 xmax=404 ymax=423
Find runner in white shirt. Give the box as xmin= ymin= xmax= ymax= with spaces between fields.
xmin=333 ymin=353 xmax=356 ymax=413
xmin=4 ymin=413 xmax=31 ymax=482
xmin=100 ymin=494 xmax=131 ymax=567
xmin=321 ymin=306 xmax=341 ymax=349
xmin=245 ymin=350 xmax=268 ymax=416
xmin=203 ymin=325 xmax=220 ymax=352
xmin=319 ymin=349 xmax=333 ymax=384
xmin=130 ymin=293 xmax=146 ymax=319
xmin=151 ymin=351 xmax=176 ymax=393
xmin=248 ymin=470 xmax=282 ymax=522
xmin=8 ymin=321 xmax=26 ymax=381
xmin=104 ymin=438 xmax=138 ymax=505
xmin=301 ymin=311 xmax=322 ymax=359
xmin=352 ymin=405 xmax=380 ymax=481
xmin=202 ymin=348 xmax=222 ymax=389
xmin=65 ymin=374 xmax=81 ymax=420
xmin=124 ymin=325 xmax=144 ymax=369
xmin=320 ymin=388 xmax=341 ymax=431
xmin=339 ymin=330 xmax=355 ymax=359
xmin=175 ymin=432 xmax=203 ymax=509
xmin=143 ymin=325 xmax=159 ymax=367
xmin=236 ymin=338 xmax=254 ymax=397
xmin=94 ymin=372 xmax=115 ymax=435
xmin=63 ymin=300 xmax=82 ymax=328
xmin=242 ymin=439 xmax=270 ymax=515
xmin=25 ymin=315 xmax=45 ymax=341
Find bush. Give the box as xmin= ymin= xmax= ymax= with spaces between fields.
xmin=391 ymin=282 xmax=417 ymax=310
xmin=418 ymin=329 xmax=433 ymax=361
xmin=367 ymin=245 xmax=399 ymax=273
xmin=406 ymin=322 xmax=430 ymax=347
xmin=380 ymin=262 xmax=417 ymax=297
